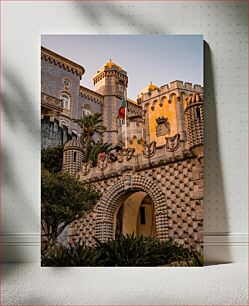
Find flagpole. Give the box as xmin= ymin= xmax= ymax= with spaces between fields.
xmin=124 ymin=88 xmax=128 ymax=149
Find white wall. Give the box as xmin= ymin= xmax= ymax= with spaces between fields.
xmin=1 ymin=1 xmax=248 ymax=263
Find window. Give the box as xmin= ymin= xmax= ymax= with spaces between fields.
xmin=140 ymin=207 xmax=146 ymax=224
xmin=196 ymin=107 xmax=201 ymax=121
xmin=73 ymin=152 xmax=77 ymax=162
xmin=82 ymin=108 xmax=91 ymax=117
xmin=60 ymin=93 xmax=70 ymax=110
xmin=117 ymin=84 xmax=124 ymax=93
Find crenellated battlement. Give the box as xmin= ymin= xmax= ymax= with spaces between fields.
xmin=137 ymin=80 xmax=203 ymax=104
xmin=93 ymin=69 xmax=128 ymax=86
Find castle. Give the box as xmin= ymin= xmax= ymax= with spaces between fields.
xmin=41 ymin=46 xmax=204 ymax=251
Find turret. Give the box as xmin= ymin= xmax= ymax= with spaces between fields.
xmin=93 ymin=60 xmax=128 ymax=144
xmin=184 ymin=93 xmax=204 ymax=162
xmin=62 ymin=139 xmax=84 ymax=175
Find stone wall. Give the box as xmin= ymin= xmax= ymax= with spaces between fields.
xmin=68 ymin=150 xmax=203 ymax=251
xmin=41 ymin=57 xmax=81 ymax=132
xmin=41 ymin=116 xmax=71 ymax=149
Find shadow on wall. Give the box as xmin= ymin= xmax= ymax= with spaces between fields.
xmin=204 ymin=41 xmax=230 ymax=263
xmin=74 ymin=2 xmax=166 ymax=34
xmin=1 ymin=66 xmax=40 ymax=266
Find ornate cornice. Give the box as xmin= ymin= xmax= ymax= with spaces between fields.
xmin=41 ymin=47 xmax=85 ymax=79
xmin=80 ymin=86 xmax=104 ymax=105
xmin=127 ymin=100 xmax=142 ymax=117
xmin=93 ymin=70 xmax=128 ymax=86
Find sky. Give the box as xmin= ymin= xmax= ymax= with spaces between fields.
xmin=41 ymin=35 xmax=203 ymax=101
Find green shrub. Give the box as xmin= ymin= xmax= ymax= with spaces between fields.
xmin=41 ymin=145 xmax=63 ymax=173
xmin=95 ymin=234 xmax=203 ymax=267
xmin=42 ymin=234 xmax=203 ymax=267
xmin=95 ymin=234 xmax=165 ymax=266
xmin=41 ymin=240 xmax=103 ymax=267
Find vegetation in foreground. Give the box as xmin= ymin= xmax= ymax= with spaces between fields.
xmin=42 ymin=234 xmax=203 ymax=267
xmin=41 ymin=145 xmax=100 ymax=250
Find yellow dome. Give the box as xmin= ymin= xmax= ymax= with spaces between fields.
xmin=104 ymin=59 xmax=122 ymax=71
xmin=140 ymin=82 xmax=159 ymax=95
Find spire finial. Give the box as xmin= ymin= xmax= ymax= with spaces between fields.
xmin=109 ymin=58 xmax=112 ymax=62
xmin=150 ymin=81 xmax=152 ymax=85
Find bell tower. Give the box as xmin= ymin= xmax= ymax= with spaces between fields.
xmin=93 ymin=60 xmax=128 ymax=144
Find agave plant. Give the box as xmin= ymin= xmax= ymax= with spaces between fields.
xmin=41 ymin=240 xmax=104 ymax=267
xmin=94 ymin=234 xmax=173 ymax=266
xmin=94 ymin=234 xmax=203 ymax=267
xmin=42 ymin=235 xmax=203 ymax=267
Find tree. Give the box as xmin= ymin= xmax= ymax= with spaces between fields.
xmin=41 ymin=167 xmax=100 ymax=248
xmin=41 ymin=114 xmax=108 ymax=251
xmin=41 ymin=145 xmax=63 ymax=173
xmin=73 ymin=113 xmax=106 ymax=144
xmin=73 ymin=113 xmax=115 ymax=166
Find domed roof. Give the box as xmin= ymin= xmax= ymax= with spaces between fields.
xmin=104 ymin=59 xmax=123 ymax=71
xmin=140 ymin=82 xmax=159 ymax=95
xmin=63 ymin=139 xmax=83 ymax=151
xmin=186 ymin=93 xmax=203 ymax=107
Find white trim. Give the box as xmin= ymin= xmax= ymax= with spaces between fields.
xmin=1 ymin=232 xmax=248 ymax=263
xmin=204 ymin=232 xmax=248 ymax=246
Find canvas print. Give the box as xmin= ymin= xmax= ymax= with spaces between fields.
xmin=41 ymin=35 xmax=204 ymax=267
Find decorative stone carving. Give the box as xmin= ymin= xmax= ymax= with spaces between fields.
xmin=156 ymin=116 xmax=170 ymax=137
xmin=165 ymin=134 xmax=180 ymax=152
xmin=123 ymin=173 xmax=133 ymax=190
xmin=80 ymin=160 xmax=92 ymax=176
xmin=143 ymin=141 xmax=156 ymax=158
xmin=97 ymin=152 xmax=108 ymax=171
xmin=118 ymin=147 xmax=135 ymax=162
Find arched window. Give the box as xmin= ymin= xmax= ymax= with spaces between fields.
xmin=82 ymin=108 xmax=91 ymax=117
xmin=60 ymin=93 xmax=70 ymax=110
xmin=81 ymin=104 xmax=92 ymax=117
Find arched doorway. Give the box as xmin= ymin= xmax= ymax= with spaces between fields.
xmin=115 ymin=192 xmax=156 ymax=238
xmin=95 ymin=174 xmax=168 ymax=242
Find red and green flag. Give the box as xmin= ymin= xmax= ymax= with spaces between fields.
xmin=118 ymin=95 xmax=126 ymax=120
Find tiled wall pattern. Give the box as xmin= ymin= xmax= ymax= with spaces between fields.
xmin=70 ymin=158 xmax=203 ymax=251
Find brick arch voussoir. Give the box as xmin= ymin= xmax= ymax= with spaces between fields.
xmin=95 ymin=175 xmax=168 ymax=241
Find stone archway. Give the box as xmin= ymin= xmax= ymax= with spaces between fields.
xmin=95 ymin=174 xmax=168 ymax=242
